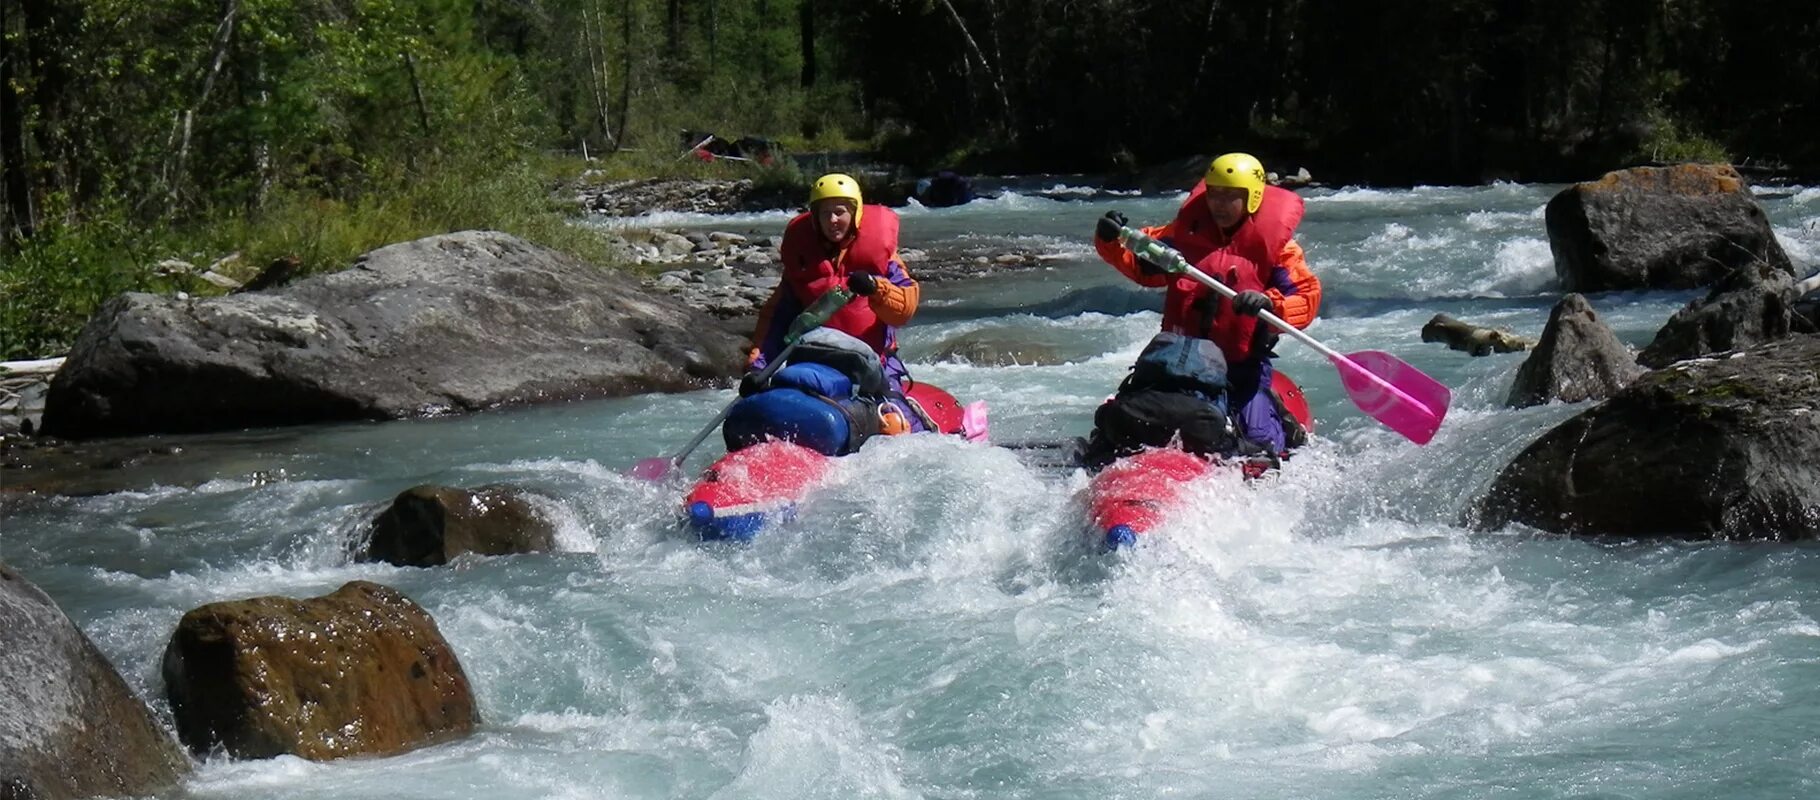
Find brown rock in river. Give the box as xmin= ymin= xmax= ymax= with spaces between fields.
xmin=361 ymin=484 xmax=558 ymax=567
xmin=161 ymin=580 xmax=478 ymax=761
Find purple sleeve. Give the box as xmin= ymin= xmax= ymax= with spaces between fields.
xmin=750 ymin=289 xmax=803 ymax=371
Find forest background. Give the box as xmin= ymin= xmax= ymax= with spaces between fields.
xmin=3 ymin=0 xmax=1817 ymax=360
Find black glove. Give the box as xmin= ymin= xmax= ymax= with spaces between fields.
xmin=738 ymin=372 xmax=770 ymax=397
xmin=847 ymin=271 xmax=877 ymax=296
xmin=1094 ymin=210 xmax=1128 ymax=243
xmin=1136 ymin=256 xmax=1166 ymax=276
xmin=1232 ymin=290 xmax=1273 ymax=316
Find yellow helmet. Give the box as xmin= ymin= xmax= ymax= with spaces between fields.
xmin=810 ymin=173 xmax=863 ymax=204
xmin=1204 ymin=153 xmax=1268 ymax=214
xmin=808 ymin=173 xmax=864 ymax=228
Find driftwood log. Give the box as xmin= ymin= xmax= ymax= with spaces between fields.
xmin=1420 ymin=314 xmax=1534 ymax=356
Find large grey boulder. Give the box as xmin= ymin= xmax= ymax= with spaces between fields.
xmin=42 ymin=231 xmax=746 ymax=439
xmin=1475 ymin=335 xmax=1820 ymax=540
xmin=1545 ymin=164 xmax=1793 ymax=292
xmin=2 ymin=562 xmax=190 ymax=799
xmin=1506 ymin=294 xmax=1644 ymax=408
xmin=1637 ymin=261 xmax=1812 ymax=368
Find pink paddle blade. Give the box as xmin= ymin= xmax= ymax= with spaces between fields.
xmin=1331 ymin=350 xmax=1451 ymax=445
xmin=630 ymin=456 xmax=679 ymax=482
xmin=961 ymin=401 xmax=990 ymax=442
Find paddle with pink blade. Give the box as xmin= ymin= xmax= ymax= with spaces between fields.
xmin=1120 ymin=227 xmax=1451 ymax=444
xmin=630 ymin=287 xmax=858 ymax=481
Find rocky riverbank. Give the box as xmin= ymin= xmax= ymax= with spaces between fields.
xmin=617 ymin=227 xmax=1068 ymax=323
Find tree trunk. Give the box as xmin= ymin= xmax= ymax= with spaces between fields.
xmin=933 ymin=0 xmax=1013 ymax=135
xmin=2 ymin=0 xmax=36 ymax=239
xmin=1188 ymin=0 xmax=1221 ymax=99
xmin=616 ymin=0 xmax=632 ymax=151
xmin=168 ymin=0 xmax=240 ymax=203
xmin=666 ymin=0 xmax=681 ymax=54
xmin=799 ymin=0 xmax=816 ymax=88
xmin=1592 ymin=3 xmax=1618 ymax=143
xmin=580 ymin=0 xmax=615 ymax=149
xmin=402 ymin=50 xmax=432 ymax=138
xmin=21 ymin=0 xmax=70 ymax=208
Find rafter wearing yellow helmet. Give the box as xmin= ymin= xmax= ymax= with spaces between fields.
xmin=1086 ymin=151 xmax=1324 ymax=454
xmin=745 ymin=172 xmax=921 ymax=400
xmin=1204 ymin=153 xmax=1269 ymax=215
xmin=809 ymin=173 xmax=865 ymax=230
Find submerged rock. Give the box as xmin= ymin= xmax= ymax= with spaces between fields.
xmin=1475 ymin=335 xmax=1820 ymax=539
xmin=43 ymin=231 xmax=745 ymax=439
xmin=1505 ymin=295 xmax=1642 ymax=408
xmin=362 ymin=485 xmax=558 ymax=567
xmin=1 ymin=562 xmax=190 ymax=798
xmin=1545 ymin=164 xmax=1793 ymax=292
xmin=927 ymin=328 xmax=1068 ymax=366
xmin=162 ymin=580 xmax=478 ymax=761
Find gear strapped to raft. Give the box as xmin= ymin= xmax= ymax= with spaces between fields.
xmin=723 ymin=327 xmax=938 ymax=456
xmin=1079 ymin=332 xmax=1304 ymax=470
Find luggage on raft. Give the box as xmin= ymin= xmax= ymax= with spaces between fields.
xmin=721 ymin=343 xmax=975 ymax=458
xmin=723 ymin=363 xmax=873 ymax=457
xmin=1087 ymin=370 xmax=1315 ymax=550
xmin=689 ymin=330 xmax=982 ymax=541
xmin=687 ymin=380 xmax=977 ymax=541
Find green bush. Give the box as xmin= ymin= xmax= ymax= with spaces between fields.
xmin=0 ymin=205 xmax=177 ymax=361
xmin=1636 ymin=109 xmax=1731 ymax=165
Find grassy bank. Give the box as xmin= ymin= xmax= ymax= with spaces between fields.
xmin=0 ymin=149 xmax=810 ymax=363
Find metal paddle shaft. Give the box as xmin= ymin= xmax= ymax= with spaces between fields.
xmin=631 ymin=287 xmax=858 ymax=481
xmin=1120 ymin=227 xmax=1451 ymax=444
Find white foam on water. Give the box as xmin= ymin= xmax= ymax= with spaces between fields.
xmin=1308 ymin=187 xmax=1399 ymax=204
xmin=1472 ymin=236 xmax=1557 ymax=296
xmin=708 ymin=695 xmax=916 ymax=800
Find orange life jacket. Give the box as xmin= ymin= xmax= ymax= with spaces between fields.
xmin=779 ymin=204 xmax=901 ymax=355
xmin=1158 ymin=184 xmax=1305 ymax=363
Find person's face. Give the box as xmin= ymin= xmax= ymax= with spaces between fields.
xmin=815 ymin=200 xmax=857 ymax=242
xmin=1204 ymin=187 xmax=1249 ymax=228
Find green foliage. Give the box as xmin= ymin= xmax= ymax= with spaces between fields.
xmin=1 ymin=0 xmax=862 ymax=357
xmin=195 ymin=148 xmax=631 ymax=280
xmin=4 ymin=0 xmax=1818 ymax=360
xmin=0 ymin=202 xmax=176 ymax=360
xmin=1635 ymin=109 xmax=1730 ymax=165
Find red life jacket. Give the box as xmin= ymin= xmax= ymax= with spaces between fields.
xmin=779 ymin=204 xmax=901 ymax=355
xmin=1158 ymin=184 xmax=1305 ymax=363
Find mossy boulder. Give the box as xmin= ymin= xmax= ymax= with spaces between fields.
xmin=1638 ymin=261 xmax=1811 ymax=368
xmin=1545 ymin=164 xmax=1793 ymax=292
xmin=1475 ymin=335 xmax=1820 ymax=539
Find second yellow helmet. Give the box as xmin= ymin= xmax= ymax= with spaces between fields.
xmin=1203 ymin=153 xmax=1268 ymax=214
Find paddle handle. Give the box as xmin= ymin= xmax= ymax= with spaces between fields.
xmin=1121 ymin=226 xmax=1411 ymax=399
xmin=664 ymin=337 xmax=801 ymax=469
xmin=660 ymin=285 xmax=860 ymax=471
